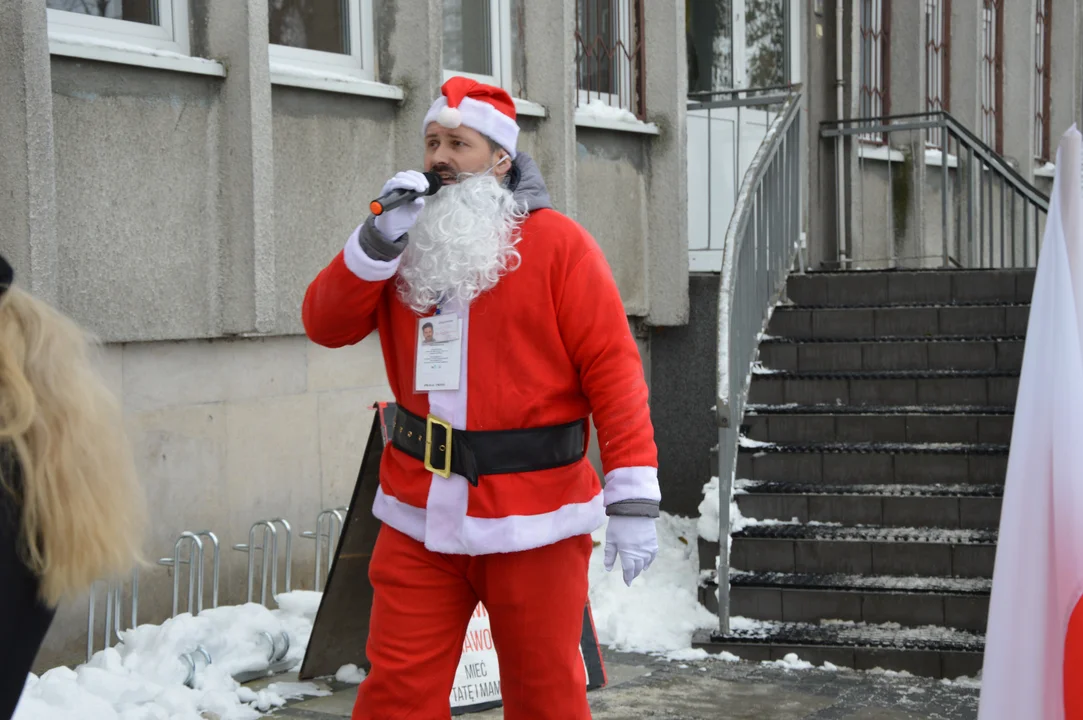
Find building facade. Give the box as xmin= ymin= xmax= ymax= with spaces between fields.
xmin=0 ymin=0 xmax=687 ymax=668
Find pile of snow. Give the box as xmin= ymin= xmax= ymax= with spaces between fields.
xmin=762 ymin=653 xmax=815 ymax=671
xmin=577 ymin=98 xmax=640 ymax=125
xmin=13 ymin=592 xmax=326 ymax=720
xmin=697 ymin=477 xmax=721 ymax=543
xmin=334 ymin=664 xmax=366 ymax=684
xmin=588 ymin=513 xmax=717 ymax=655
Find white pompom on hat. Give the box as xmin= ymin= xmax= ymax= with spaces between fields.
xmin=422 ymin=76 xmax=519 ymax=158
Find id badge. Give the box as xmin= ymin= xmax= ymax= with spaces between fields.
xmin=415 ymin=313 xmax=462 ymax=392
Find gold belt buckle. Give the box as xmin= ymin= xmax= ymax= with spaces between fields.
xmin=424 ymin=414 xmax=453 ymax=479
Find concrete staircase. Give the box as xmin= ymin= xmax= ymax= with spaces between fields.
xmin=694 ymin=268 xmax=1033 ymax=678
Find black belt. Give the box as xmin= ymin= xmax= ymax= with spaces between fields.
xmin=390 ymin=406 xmax=587 ymax=487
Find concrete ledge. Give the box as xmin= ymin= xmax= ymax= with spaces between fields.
xmin=513 ymin=97 xmax=547 ymax=118
xmin=49 ymin=32 xmax=226 ymax=77
xmin=574 ymin=109 xmax=660 ymax=136
xmin=270 ymin=62 xmax=404 ymax=100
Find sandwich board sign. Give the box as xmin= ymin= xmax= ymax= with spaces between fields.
xmin=300 ymin=403 xmax=608 ymax=715
xmin=450 ymin=600 xmax=607 ymax=715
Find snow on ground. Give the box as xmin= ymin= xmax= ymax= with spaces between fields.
xmin=13 ymin=592 xmax=324 ymax=720
xmin=588 ymin=513 xmax=718 ymax=656
xmin=334 ymin=664 xmax=366 ymax=684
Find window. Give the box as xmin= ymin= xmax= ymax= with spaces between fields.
xmin=980 ymin=0 xmax=1003 ymax=153
xmin=924 ymin=0 xmax=950 ymax=147
xmin=859 ymin=0 xmax=890 ymax=142
xmin=745 ymin=0 xmax=787 ymax=89
xmin=269 ymin=0 xmax=374 ymax=81
xmin=442 ymin=0 xmax=525 ymax=98
xmin=1034 ymin=0 xmax=1052 ymax=162
xmin=46 ymin=0 xmax=189 ymax=54
xmin=575 ymin=0 xmax=646 ymax=119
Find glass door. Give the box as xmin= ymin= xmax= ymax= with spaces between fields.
xmin=687 ymin=0 xmax=793 ymax=271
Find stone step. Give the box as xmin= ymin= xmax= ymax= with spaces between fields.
xmin=734 ymin=481 xmax=1003 ymax=529
xmin=767 ymin=303 xmax=1029 ymax=339
xmin=691 ymin=619 xmax=984 ymax=679
xmin=785 ymin=268 xmax=1034 ymax=307
xmin=730 ymin=524 xmax=997 ymax=578
xmin=726 ymin=571 xmax=990 ymax=633
xmin=747 ymin=369 xmax=1018 ymax=408
xmin=736 ymin=441 xmax=1008 ymax=486
xmin=743 ymin=409 xmax=1014 ymax=445
xmin=758 ymin=336 xmax=1024 ymax=372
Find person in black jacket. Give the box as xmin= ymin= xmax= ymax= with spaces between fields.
xmin=0 ymin=254 xmax=144 ymax=719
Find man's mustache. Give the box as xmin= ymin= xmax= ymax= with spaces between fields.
xmin=432 ymin=163 xmax=456 ymax=178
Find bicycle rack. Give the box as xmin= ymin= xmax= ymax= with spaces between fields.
xmin=86 ymin=568 xmax=139 ymax=663
xmin=179 ymin=645 xmax=212 ymax=687
xmin=233 ymin=518 xmax=293 ymax=604
xmin=158 ymin=530 xmax=220 ymax=617
xmin=301 ymin=507 xmax=347 ymax=591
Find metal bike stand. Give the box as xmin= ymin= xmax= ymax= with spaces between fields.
xmin=301 ymin=507 xmax=346 ymax=591
xmin=86 ymin=567 xmax=139 ymax=663
xmin=157 ymin=531 xmax=216 ymax=617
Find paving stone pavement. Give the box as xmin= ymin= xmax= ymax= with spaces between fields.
xmin=262 ymin=650 xmax=980 ymax=719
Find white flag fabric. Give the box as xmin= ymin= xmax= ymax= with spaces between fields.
xmin=978 ymin=126 xmax=1083 ymax=720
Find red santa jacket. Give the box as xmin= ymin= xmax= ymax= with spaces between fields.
xmin=302 ymin=154 xmax=659 ymax=555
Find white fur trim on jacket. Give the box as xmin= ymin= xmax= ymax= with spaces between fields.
xmin=422 ymin=96 xmax=519 ymax=159
xmin=372 ymin=485 xmax=607 ymax=555
xmin=603 ymin=466 xmax=662 ymax=505
xmin=343 ymin=224 xmax=400 ymax=281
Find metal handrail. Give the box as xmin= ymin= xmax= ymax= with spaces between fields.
xmin=714 ymin=91 xmax=804 ymax=635
xmin=822 ymin=112 xmax=1050 ymax=210
xmin=821 ymin=110 xmax=1049 ymax=268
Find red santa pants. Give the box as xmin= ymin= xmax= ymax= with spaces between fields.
xmin=351 ymin=525 xmax=593 ymax=720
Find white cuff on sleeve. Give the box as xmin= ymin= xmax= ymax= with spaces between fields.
xmin=603 ymin=466 xmax=661 ymax=505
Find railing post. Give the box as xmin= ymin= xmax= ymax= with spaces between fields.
xmin=942 ymin=120 xmax=950 ymax=267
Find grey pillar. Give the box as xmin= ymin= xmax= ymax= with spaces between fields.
xmin=806 ymin=0 xmax=841 ymax=269
xmin=1048 ymin=0 xmax=1079 ymax=149
xmin=206 ymin=0 xmax=277 ymax=334
xmin=1000 ymin=0 xmax=1036 ymax=178
xmin=949 ymin=0 xmax=982 ymax=134
xmin=520 ymin=0 xmax=577 ymax=217
xmin=382 ymin=1 xmax=443 ymax=173
xmin=887 ymin=0 xmax=927 ymax=266
xmin=642 ymin=0 xmax=688 ymax=326
xmin=0 ymin=0 xmax=59 ymax=303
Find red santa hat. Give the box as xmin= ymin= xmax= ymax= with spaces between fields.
xmin=421 ymin=76 xmax=519 ymax=159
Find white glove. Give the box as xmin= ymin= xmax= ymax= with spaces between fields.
xmin=373 ymin=170 xmax=429 ymax=241
xmin=603 ymin=516 xmax=659 ymax=586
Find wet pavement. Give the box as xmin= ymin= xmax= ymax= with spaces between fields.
xmin=262 ymin=650 xmax=980 ymax=719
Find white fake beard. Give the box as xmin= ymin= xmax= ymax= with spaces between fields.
xmin=396 ymin=174 xmax=526 ymax=314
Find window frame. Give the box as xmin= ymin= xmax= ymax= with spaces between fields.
xmin=1033 ymin=0 xmax=1052 ymax=163
xmin=441 ymin=0 xmax=513 ymax=93
xmin=980 ymin=0 xmax=1004 ymax=153
xmin=924 ymin=0 xmax=951 ymax=148
xmin=858 ymin=0 xmax=891 ymax=144
xmin=45 ymin=0 xmax=190 ymax=55
xmin=575 ymin=0 xmax=642 ymax=117
xmin=268 ymin=0 xmax=375 ymax=82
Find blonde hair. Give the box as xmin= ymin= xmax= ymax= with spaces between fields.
xmin=0 ymin=287 xmax=144 ymax=606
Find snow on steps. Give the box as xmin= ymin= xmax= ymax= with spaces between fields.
xmin=691 ymin=617 xmax=985 ymax=678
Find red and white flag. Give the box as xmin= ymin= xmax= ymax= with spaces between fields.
xmin=979 ymin=126 xmax=1083 ymax=719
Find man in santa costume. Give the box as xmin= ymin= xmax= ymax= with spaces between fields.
xmin=302 ymin=76 xmax=660 ymax=719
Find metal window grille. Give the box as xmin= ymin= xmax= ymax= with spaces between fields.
xmin=980 ymin=0 xmax=1004 ymax=153
xmin=859 ymin=0 xmax=890 ymax=143
xmin=1034 ymin=0 xmax=1052 ymax=162
xmin=575 ymin=0 xmax=646 ymax=119
xmin=925 ymin=0 xmax=950 ymax=147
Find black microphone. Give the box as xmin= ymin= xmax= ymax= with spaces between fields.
xmin=369 ymin=171 xmax=443 ymax=216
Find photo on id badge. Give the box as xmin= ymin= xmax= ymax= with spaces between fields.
xmin=415 ymin=313 xmax=462 ymax=393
